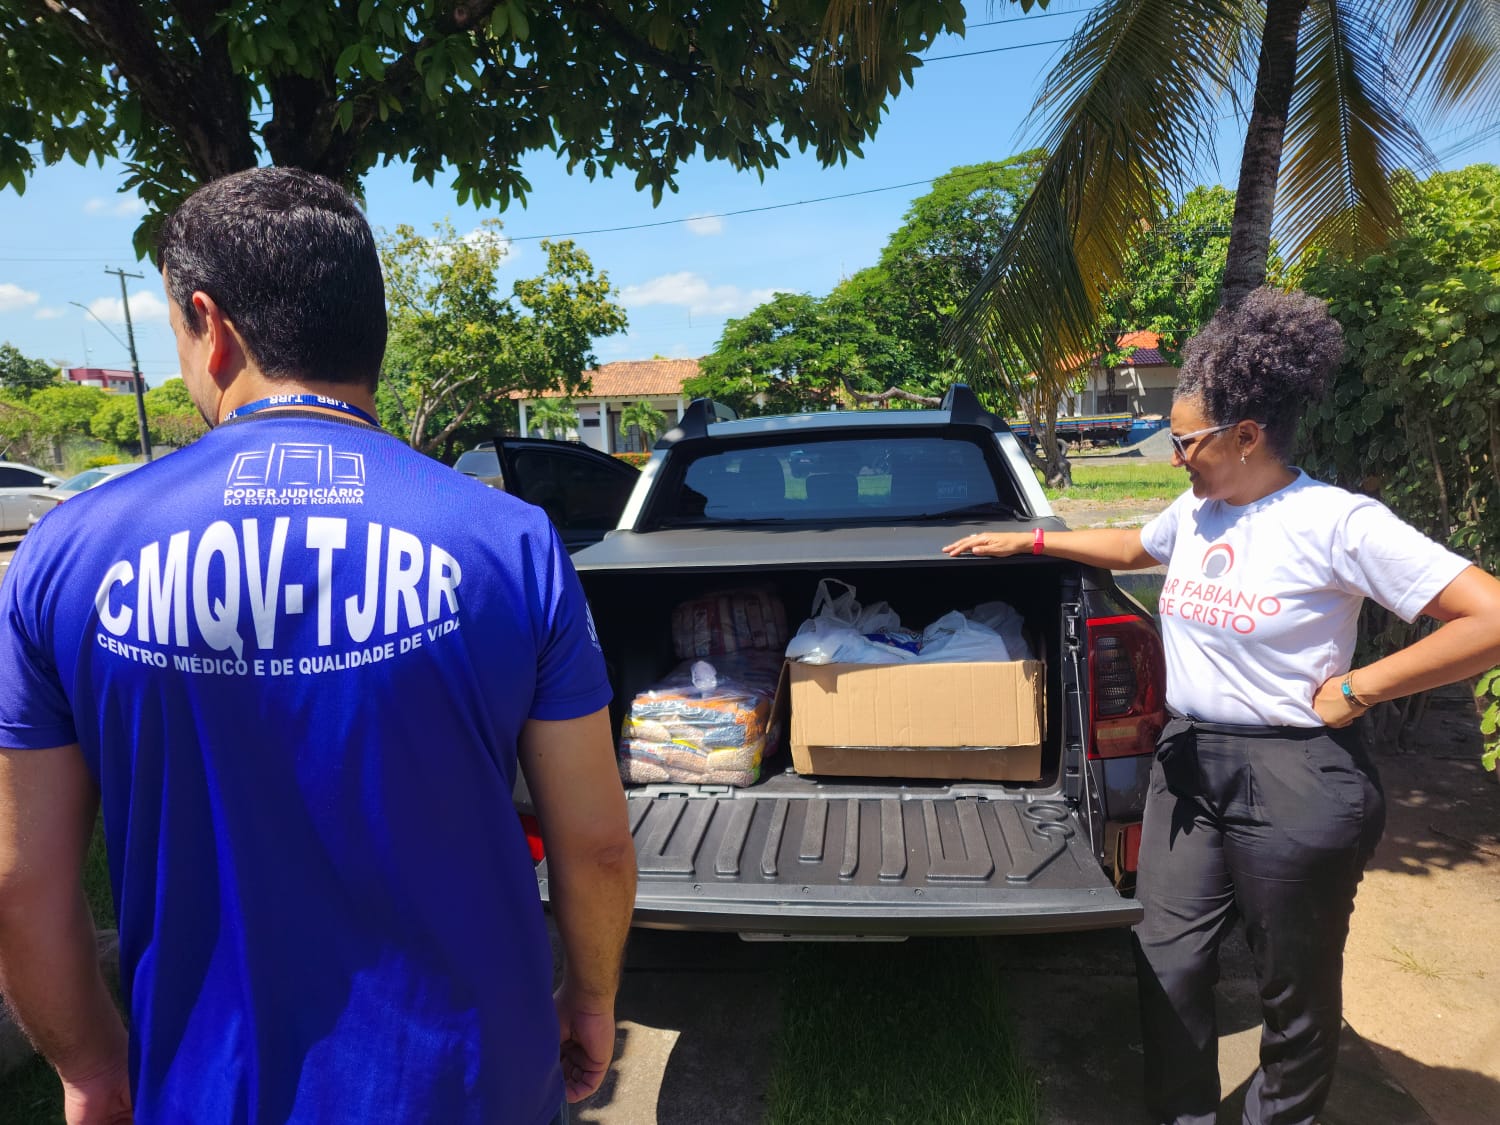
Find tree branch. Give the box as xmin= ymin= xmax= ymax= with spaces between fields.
xmin=37 ymin=0 xmax=256 ymax=181
xmin=837 ymin=378 xmax=941 ymax=408
xmin=322 ymin=0 xmax=501 ymax=176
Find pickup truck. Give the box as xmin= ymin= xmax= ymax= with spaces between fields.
xmin=491 ymin=386 xmax=1166 ymax=938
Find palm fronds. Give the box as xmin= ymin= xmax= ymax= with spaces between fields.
xmin=1277 ymin=0 xmax=1435 ymax=259
xmin=949 ymin=0 xmax=1245 ymax=393
xmin=1396 ymin=0 xmax=1500 ymax=116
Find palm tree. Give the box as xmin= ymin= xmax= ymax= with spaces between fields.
xmin=528 ymin=397 xmax=576 ymax=440
xmin=618 ymin=401 xmax=668 ymax=451
xmin=829 ymin=1 xmax=1500 ymax=387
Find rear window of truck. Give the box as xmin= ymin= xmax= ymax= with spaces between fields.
xmin=653 ymin=434 xmax=1018 ymax=525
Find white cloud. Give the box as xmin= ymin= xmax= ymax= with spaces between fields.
xmin=684 ymin=214 xmax=724 ymax=236
xmin=87 ymin=289 xmax=169 ymax=324
xmin=618 ymin=272 xmax=777 ymax=317
xmin=0 ymin=283 xmax=40 ymax=312
xmin=429 ymin=226 xmax=519 ymax=268
xmin=84 ymin=195 xmax=148 ymax=218
xmin=33 ymin=306 xmax=67 ymax=320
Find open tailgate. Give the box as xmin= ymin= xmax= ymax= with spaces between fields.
xmin=538 ymin=778 xmax=1141 ymax=937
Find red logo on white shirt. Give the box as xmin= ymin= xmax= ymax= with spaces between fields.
xmin=1202 ymin=544 xmax=1234 ymax=578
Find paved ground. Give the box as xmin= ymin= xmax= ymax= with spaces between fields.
xmin=571 ymin=701 xmax=1498 ymax=1125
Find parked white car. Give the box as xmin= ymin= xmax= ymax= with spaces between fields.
xmin=0 ymin=460 xmax=63 ymax=535
xmin=25 ymin=463 xmax=144 ymax=527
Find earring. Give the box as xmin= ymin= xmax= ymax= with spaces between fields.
xmin=1240 ymin=452 xmax=1248 ymax=465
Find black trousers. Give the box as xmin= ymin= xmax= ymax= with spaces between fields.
xmin=1131 ymin=716 xmax=1385 ymax=1125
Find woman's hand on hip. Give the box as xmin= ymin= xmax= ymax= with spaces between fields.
xmin=1313 ymin=675 xmax=1367 ymax=729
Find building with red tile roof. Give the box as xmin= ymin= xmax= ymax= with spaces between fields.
xmin=512 ymin=358 xmax=700 ymax=453
xmin=1074 ymin=331 xmax=1179 ymax=418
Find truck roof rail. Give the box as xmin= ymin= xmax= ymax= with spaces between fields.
xmin=941 ymin=383 xmax=1010 ymax=433
xmin=658 ymin=397 xmax=739 ymax=447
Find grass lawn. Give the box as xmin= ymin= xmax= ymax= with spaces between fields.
xmin=766 ymin=939 xmax=1040 ymax=1125
xmin=0 ymin=821 xmax=115 ymax=1125
xmin=1041 ymin=461 xmax=1183 ymax=503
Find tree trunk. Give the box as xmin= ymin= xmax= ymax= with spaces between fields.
xmin=1221 ymin=0 xmax=1310 ymax=309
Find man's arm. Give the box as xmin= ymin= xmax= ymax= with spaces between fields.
xmin=0 ymin=745 xmax=130 ymax=1121
xmin=518 ymin=708 xmax=636 ymax=1103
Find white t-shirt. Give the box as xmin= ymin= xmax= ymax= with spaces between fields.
xmin=1138 ymin=471 xmax=1471 ymax=726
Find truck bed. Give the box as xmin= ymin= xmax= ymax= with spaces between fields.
xmin=563 ymin=523 xmax=1144 ymax=936
xmin=536 ymin=773 xmax=1135 ymax=936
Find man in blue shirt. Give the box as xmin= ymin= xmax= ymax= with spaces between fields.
xmin=0 ymin=168 xmax=636 ymax=1124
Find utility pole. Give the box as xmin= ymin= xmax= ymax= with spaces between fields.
xmin=105 ymin=267 xmax=152 ymax=462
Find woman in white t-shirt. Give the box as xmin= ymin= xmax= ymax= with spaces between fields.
xmin=944 ymin=288 xmax=1500 ymax=1125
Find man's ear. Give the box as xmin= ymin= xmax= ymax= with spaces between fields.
xmin=192 ymin=291 xmax=235 ymax=382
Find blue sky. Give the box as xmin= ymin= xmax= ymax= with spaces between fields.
xmin=1 ymin=8 xmax=1497 ymax=387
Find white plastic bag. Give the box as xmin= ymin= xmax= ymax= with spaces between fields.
xmin=917 ymin=602 xmax=1032 ymax=663
xmin=785 ymin=579 xmax=915 ymax=665
xmin=807 ymin=578 xmax=901 ymax=634
xmin=969 ymin=601 xmax=1033 ymax=661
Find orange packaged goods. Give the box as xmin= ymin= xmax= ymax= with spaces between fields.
xmin=618 ymin=650 xmax=782 ymax=788
xmin=671 ymin=588 xmax=788 ymax=659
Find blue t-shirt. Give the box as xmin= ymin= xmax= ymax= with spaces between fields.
xmin=0 ymin=413 xmax=611 ymax=1124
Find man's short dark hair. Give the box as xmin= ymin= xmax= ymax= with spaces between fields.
xmin=1175 ymin=287 xmax=1344 ymax=461
xmin=157 ymin=168 xmax=386 ymax=387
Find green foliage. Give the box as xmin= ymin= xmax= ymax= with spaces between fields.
xmin=872 ymin=152 xmax=1046 ymax=384
xmin=1096 ymin=186 xmax=1249 ymax=366
xmin=692 ymin=290 xmax=925 ymax=415
xmin=0 ymin=342 xmax=59 ymax=395
xmin=88 ymin=379 xmax=206 ymax=452
xmin=618 ymin=400 xmax=667 ymax=449
xmin=691 ymin=156 xmax=1048 ymax=418
xmin=947 ymin=0 xmax=1500 ymax=413
xmin=0 ymin=1 xmax=967 ymax=254
xmin=1302 ymin=163 xmax=1500 ymax=766
xmin=378 ymin=220 xmax=625 ymax=454
xmin=767 ymin=939 xmax=1039 ymax=1124
xmin=526 ymin=398 xmax=577 ymax=440
xmin=24 ymin=384 xmax=108 ymax=438
xmin=612 ymin=451 xmax=651 ymax=468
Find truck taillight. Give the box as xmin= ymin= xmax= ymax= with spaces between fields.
xmin=519 ymin=813 xmax=545 ymax=862
xmin=1087 ymin=614 xmax=1166 ymax=759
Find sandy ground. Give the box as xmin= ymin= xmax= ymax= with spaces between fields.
xmin=1339 ymin=693 xmax=1500 ymax=1125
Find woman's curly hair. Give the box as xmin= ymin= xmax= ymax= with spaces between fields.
xmin=1174 ymin=287 xmax=1344 ymax=460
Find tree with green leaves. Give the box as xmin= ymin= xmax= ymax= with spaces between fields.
xmin=690 ymin=289 xmax=926 ymax=416
xmin=0 ymin=1 xmax=966 ymax=253
xmin=618 ymin=401 xmax=667 ymax=451
xmin=378 ymin=219 xmax=625 ymax=454
xmin=0 ymin=342 xmax=58 ymax=396
xmin=527 ymin=397 xmax=576 ymax=440
xmin=89 ymin=379 xmax=206 ymax=452
xmin=870 ymin=152 xmax=1045 ymax=378
xmin=1096 ymin=186 xmax=1245 ymax=368
xmin=1300 ymin=162 xmax=1500 ymax=766
xmin=814 ymin=0 xmax=1500 ymax=395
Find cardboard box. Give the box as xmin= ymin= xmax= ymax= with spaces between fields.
xmin=787 ymin=660 xmax=1044 ymax=782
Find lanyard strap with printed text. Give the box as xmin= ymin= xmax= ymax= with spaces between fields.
xmin=223 ymin=394 xmax=380 ymax=427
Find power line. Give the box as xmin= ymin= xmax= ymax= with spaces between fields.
xmin=925 ymin=38 xmax=1071 ymax=63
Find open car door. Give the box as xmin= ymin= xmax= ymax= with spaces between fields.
xmin=497 ymin=438 xmax=639 ymax=553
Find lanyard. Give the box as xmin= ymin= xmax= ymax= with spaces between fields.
xmin=223 ymin=394 xmax=380 ymax=427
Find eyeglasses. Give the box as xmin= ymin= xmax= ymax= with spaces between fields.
xmin=1169 ymin=421 xmax=1263 ymax=459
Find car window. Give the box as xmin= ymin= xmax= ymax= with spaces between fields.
xmin=453 ymin=450 xmax=502 ymax=479
xmin=0 ymin=467 xmax=45 ymax=487
xmin=57 ymin=469 xmax=109 ymax=493
xmin=509 ymin=449 xmax=635 ymax=532
xmin=659 ymin=435 xmax=1010 ymax=525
